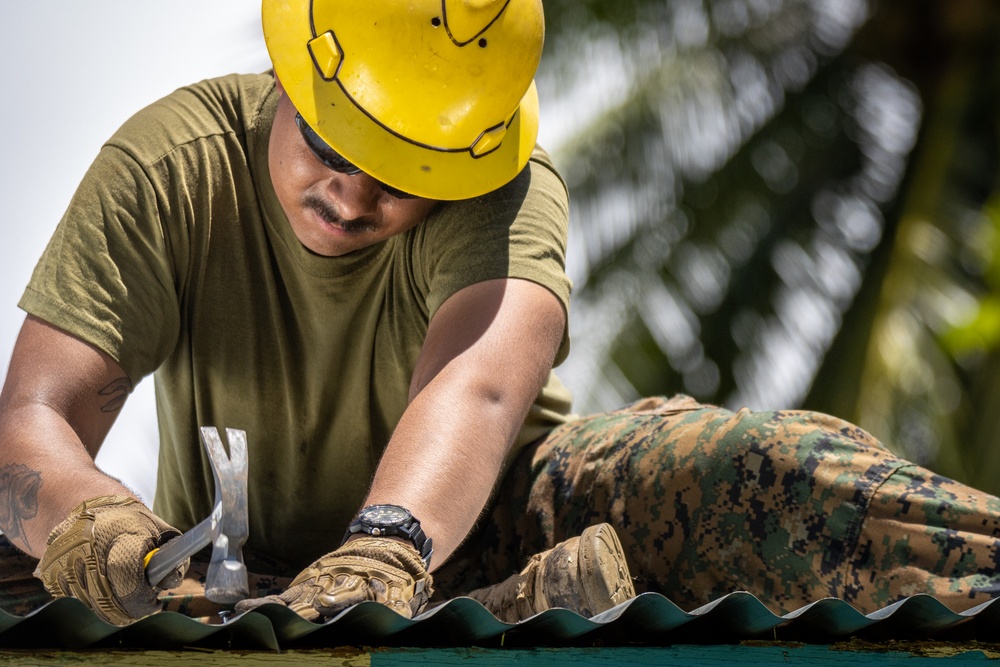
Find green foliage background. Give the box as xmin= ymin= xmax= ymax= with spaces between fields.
xmin=535 ymin=0 xmax=1000 ymax=494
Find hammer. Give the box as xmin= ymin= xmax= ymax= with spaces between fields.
xmin=143 ymin=426 xmax=250 ymax=604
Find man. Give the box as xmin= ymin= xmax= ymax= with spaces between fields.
xmin=0 ymin=0 xmax=631 ymax=625
xmin=3 ymin=0 xmax=1000 ymax=627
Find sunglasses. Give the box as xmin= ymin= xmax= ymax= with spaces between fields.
xmin=294 ymin=113 xmax=417 ymax=199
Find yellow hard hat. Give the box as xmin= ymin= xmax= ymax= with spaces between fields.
xmin=262 ymin=0 xmax=544 ymax=201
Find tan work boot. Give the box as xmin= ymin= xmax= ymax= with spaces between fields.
xmin=466 ymin=523 xmax=635 ymax=623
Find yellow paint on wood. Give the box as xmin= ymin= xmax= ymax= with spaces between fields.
xmin=0 ymin=649 xmax=371 ymax=666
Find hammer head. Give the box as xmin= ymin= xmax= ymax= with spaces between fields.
xmin=200 ymin=427 xmax=250 ymax=604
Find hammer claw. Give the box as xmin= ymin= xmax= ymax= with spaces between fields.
xmin=145 ymin=427 xmax=250 ymax=604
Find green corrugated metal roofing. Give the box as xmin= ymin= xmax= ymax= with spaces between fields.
xmin=3 ymin=592 xmax=1000 ymax=650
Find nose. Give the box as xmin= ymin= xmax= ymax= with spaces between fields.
xmin=328 ymin=173 xmax=381 ymax=221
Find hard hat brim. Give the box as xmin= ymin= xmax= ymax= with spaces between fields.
xmin=263 ymin=0 xmax=539 ymax=201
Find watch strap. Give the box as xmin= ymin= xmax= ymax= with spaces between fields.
xmin=344 ymin=505 xmax=434 ymax=570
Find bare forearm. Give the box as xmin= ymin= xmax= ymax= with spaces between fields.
xmin=361 ymin=279 xmax=564 ymax=570
xmin=363 ymin=371 xmax=524 ymax=569
xmin=0 ymin=317 xmax=137 ymax=557
xmin=0 ymin=403 xmax=133 ymax=558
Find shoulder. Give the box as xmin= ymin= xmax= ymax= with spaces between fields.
xmin=525 ymin=146 xmax=568 ymax=197
xmin=429 ymin=146 xmax=568 ymax=234
xmin=102 ymin=73 xmax=277 ymax=169
xmin=400 ymin=144 xmax=571 ymax=320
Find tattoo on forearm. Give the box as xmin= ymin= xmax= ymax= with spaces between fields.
xmin=0 ymin=464 xmax=41 ymax=551
xmin=98 ymin=376 xmax=132 ymax=413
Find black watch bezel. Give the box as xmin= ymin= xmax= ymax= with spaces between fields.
xmin=344 ymin=504 xmax=434 ymax=569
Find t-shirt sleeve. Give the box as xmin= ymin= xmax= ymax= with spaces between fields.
xmin=19 ymin=144 xmax=181 ymax=383
xmin=415 ymin=150 xmax=573 ymax=363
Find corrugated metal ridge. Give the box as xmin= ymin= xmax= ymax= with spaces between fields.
xmin=2 ymin=592 xmax=1000 ymax=650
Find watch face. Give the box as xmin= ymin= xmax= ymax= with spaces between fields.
xmin=361 ymin=505 xmax=412 ymax=527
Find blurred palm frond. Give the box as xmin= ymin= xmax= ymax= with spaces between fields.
xmin=537 ymin=0 xmax=1000 ymax=492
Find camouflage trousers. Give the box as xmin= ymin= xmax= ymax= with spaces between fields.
xmin=3 ymin=395 xmax=1000 ymax=618
xmin=435 ymin=395 xmax=1000 ymax=615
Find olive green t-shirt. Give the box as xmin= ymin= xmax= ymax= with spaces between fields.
xmin=20 ymin=73 xmax=573 ymax=572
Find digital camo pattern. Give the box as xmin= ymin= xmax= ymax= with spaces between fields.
xmin=4 ymin=395 xmax=1000 ymax=619
xmin=436 ymin=395 xmax=1000 ymax=615
xmin=158 ymin=561 xmax=290 ymax=619
xmin=0 ymin=539 xmax=49 ymax=616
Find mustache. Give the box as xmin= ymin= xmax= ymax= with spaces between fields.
xmin=302 ymin=194 xmax=377 ymax=233
xmin=303 ymin=194 xmax=341 ymax=224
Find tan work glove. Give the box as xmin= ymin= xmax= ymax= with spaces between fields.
xmin=34 ymin=495 xmax=187 ymax=625
xmin=235 ymin=537 xmax=433 ymax=621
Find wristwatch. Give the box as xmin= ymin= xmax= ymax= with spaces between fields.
xmin=343 ymin=504 xmax=434 ymax=569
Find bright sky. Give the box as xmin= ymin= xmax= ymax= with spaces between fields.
xmin=0 ymin=3 xmax=270 ymax=502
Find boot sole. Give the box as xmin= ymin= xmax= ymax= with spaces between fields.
xmin=579 ymin=523 xmax=636 ymax=616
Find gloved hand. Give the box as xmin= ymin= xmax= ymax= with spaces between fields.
xmin=33 ymin=495 xmax=187 ymax=625
xmin=235 ymin=537 xmax=433 ymax=621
